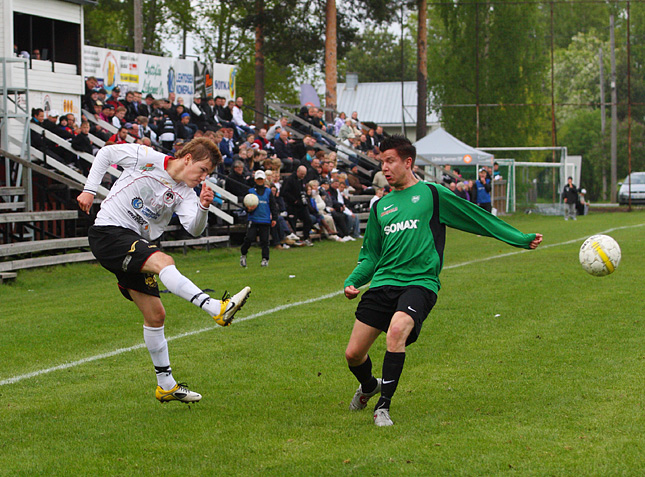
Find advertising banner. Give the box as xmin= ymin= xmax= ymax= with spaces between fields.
xmin=83 ymin=46 xmax=236 ymax=103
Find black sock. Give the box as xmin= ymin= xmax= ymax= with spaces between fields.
xmin=374 ymin=351 xmax=405 ymax=411
xmin=348 ymin=355 xmax=378 ymax=394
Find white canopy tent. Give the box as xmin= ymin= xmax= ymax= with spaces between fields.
xmin=413 ymin=127 xmax=494 ymax=167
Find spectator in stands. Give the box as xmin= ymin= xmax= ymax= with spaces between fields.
xmin=308 ymin=180 xmax=343 ymax=241
xmin=455 ymin=181 xmax=469 ymax=201
xmin=177 ymin=113 xmax=197 ymax=141
xmin=106 ymin=87 xmax=123 ymax=110
xmin=358 ymin=134 xmax=371 ymax=152
xmin=346 ymin=164 xmax=372 ymax=195
xmin=100 ymin=103 xmax=114 ymax=123
xmin=232 ymin=97 xmax=254 ymax=137
xmin=267 ymin=117 xmax=287 ymax=141
xmin=136 ymin=116 xmax=158 ymax=146
xmin=219 ymin=128 xmax=235 ymax=168
xmin=366 ymin=128 xmax=379 ymax=149
xmin=189 ymin=93 xmax=208 ymax=130
xmin=58 ymin=115 xmax=74 ymax=137
xmin=319 ymin=158 xmax=333 ymax=183
xmin=334 ymin=112 xmax=346 ymax=136
xmin=305 ymin=157 xmax=322 ymax=183
xmin=139 ymin=93 xmax=154 ymax=118
xmin=220 ymin=98 xmax=234 ymax=122
xmin=109 ymin=127 xmax=129 ymax=145
xmin=274 ymin=130 xmax=298 ymax=172
xmin=375 ymin=125 xmax=385 ymax=144
xmin=372 ymin=168 xmax=389 ymax=189
xmin=281 ymin=165 xmax=314 ymax=245
xmin=97 ymin=88 xmax=108 ymax=104
xmin=240 ymin=170 xmax=278 ymax=268
xmin=253 ymin=128 xmax=273 ymax=151
xmin=84 ymin=88 xmax=100 ymax=113
xmin=30 ymin=108 xmax=48 ymax=151
xmin=270 ymin=184 xmax=297 ymax=248
xmin=173 ymin=138 xmax=185 ymax=155
xmin=339 ymin=119 xmax=354 ymax=142
xmin=369 ymin=186 xmax=384 ymax=208
xmin=32 ymin=49 xmax=41 ymax=60
xmin=242 ymin=133 xmax=256 ymax=150
xmin=319 ymin=179 xmax=351 ymax=239
xmin=72 ymin=121 xmax=94 ymax=155
xmin=292 ymin=135 xmax=318 ymax=163
xmin=328 ymin=179 xmax=359 ymax=240
xmin=225 ymin=160 xmax=251 ymax=200
xmin=84 ymin=76 xmax=98 ymax=102
xmin=158 ymin=111 xmax=177 ymax=151
xmin=123 ymin=91 xmax=139 ymax=122
xmin=127 ymin=122 xmax=142 ymax=141
xmin=112 ymin=106 xmax=127 ymax=128
xmin=351 ymin=111 xmax=363 ymax=131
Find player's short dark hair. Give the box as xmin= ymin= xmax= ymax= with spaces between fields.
xmin=379 ymin=134 xmax=416 ymax=164
xmin=177 ymin=137 xmax=222 ymax=168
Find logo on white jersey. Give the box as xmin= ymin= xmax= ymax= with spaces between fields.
xmin=163 ymin=190 xmax=175 ymax=205
xmin=384 ymin=219 xmax=419 ymax=235
xmin=131 ymin=197 xmax=143 ymax=209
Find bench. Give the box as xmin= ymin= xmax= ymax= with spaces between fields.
xmin=0 ymin=237 xmax=89 ymax=257
xmin=0 ymin=210 xmax=79 ymax=224
xmin=160 ymin=235 xmax=229 ymax=254
xmin=0 ymin=272 xmax=17 ymax=284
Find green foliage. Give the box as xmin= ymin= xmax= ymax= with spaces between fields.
xmin=428 ymin=1 xmax=550 ymax=148
xmin=338 ymin=28 xmax=416 ymax=83
xmin=2 ymin=213 xmax=645 ymax=474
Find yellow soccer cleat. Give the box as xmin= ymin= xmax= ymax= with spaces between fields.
xmin=155 ymin=383 xmax=202 ymax=403
xmin=213 ymin=286 xmax=251 ymax=326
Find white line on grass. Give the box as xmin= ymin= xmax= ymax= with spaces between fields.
xmin=2 ymin=223 xmax=642 ymax=387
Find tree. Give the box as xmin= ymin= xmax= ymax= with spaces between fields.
xmin=337 ymin=29 xmax=416 ymax=83
xmin=428 ymin=1 xmax=550 ymax=148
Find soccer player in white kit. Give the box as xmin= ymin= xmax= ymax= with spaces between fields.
xmin=77 ymin=138 xmax=251 ymax=403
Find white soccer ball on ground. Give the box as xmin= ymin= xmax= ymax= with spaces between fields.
xmin=243 ymin=193 xmax=259 ymax=209
xmin=579 ymin=234 xmax=621 ymax=277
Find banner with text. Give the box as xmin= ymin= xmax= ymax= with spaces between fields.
xmin=82 ymin=46 xmax=236 ymax=103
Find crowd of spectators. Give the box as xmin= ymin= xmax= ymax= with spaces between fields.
xmin=27 ymin=76 xmax=395 ymax=251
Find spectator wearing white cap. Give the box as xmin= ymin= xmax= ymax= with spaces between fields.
xmin=240 ymin=169 xmax=279 ymax=268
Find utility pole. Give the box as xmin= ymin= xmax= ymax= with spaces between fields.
xmin=134 ymin=0 xmax=143 ymax=53
xmin=324 ymin=0 xmax=337 ymax=124
xmin=599 ymin=48 xmax=607 ymax=201
xmin=416 ymin=0 xmax=428 ymax=140
xmin=610 ymin=14 xmax=618 ymax=203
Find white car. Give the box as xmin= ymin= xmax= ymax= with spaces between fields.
xmin=618 ymin=172 xmax=645 ymax=205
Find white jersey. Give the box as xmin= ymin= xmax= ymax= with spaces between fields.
xmin=84 ymin=144 xmax=208 ymax=240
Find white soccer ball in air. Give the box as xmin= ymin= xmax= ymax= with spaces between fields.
xmin=579 ymin=234 xmax=621 ymax=277
xmin=243 ymin=193 xmax=259 ymax=209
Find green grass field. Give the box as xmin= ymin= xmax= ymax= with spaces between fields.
xmin=1 ymin=211 xmax=644 ymax=476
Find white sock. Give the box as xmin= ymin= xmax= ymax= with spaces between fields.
xmin=158 ymin=265 xmax=221 ymax=315
xmin=143 ymin=325 xmax=176 ymax=390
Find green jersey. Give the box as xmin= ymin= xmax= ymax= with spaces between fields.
xmin=344 ymin=181 xmax=536 ymax=294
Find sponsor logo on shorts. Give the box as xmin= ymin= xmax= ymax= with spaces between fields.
xmin=131 ymin=197 xmax=143 ymax=209
xmin=122 ymin=255 xmax=132 ymax=271
xmin=145 ymin=274 xmax=158 ymax=289
xmin=140 ymin=163 xmax=155 ymax=171
xmin=163 ymin=190 xmax=175 ymax=205
xmin=384 ymin=219 xmax=419 ymax=236
xmin=411 ymin=195 xmax=421 ymax=203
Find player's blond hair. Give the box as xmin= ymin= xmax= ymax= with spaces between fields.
xmin=177 ymin=137 xmax=222 ymax=168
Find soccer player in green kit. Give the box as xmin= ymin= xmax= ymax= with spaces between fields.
xmin=343 ymin=135 xmax=543 ymax=426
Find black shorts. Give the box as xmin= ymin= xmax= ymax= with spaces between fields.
xmin=355 ymin=285 xmax=437 ymax=346
xmin=88 ymin=225 xmax=161 ymax=301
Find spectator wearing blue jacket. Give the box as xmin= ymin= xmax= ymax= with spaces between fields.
xmin=475 ymin=168 xmax=492 ymax=213
xmin=240 ymin=170 xmax=279 ymax=268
